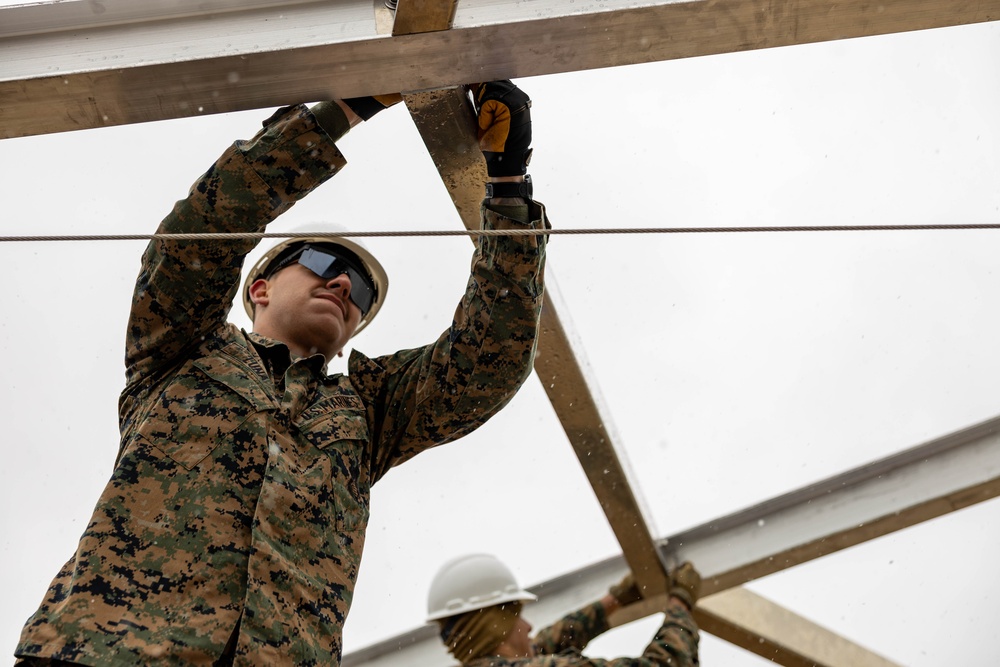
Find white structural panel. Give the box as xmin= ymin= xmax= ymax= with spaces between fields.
xmin=342 ymin=412 xmax=1000 ymax=665
xmin=665 ymin=414 xmax=1000 ymax=596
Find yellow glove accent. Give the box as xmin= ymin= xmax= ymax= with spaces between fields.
xmin=373 ymin=93 xmax=404 ymax=107
xmin=478 ymin=99 xmax=513 ymax=153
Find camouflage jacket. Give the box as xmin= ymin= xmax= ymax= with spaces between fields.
xmin=17 ymin=104 xmax=547 ymax=666
xmin=465 ymin=599 xmax=699 ymax=667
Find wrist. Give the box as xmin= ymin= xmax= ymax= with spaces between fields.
xmin=310 ymin=101 xmax=354 ymax=141
xmin=485 ymin=175 xmax=532 ymax=201
xmin=669 ymin=594 xmax=693 ymax=612
xmin=600 ymin=593 xmax=622 ymax=617
xmin=333 ymin=100 xmax=363 ymax=127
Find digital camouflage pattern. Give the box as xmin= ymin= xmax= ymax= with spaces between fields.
xmin=16 ymin=104 xmax=548 ymax=666
xmin=464 ymin=599 xmax=699 ymax=667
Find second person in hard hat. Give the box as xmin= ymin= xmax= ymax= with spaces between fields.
xmin=427 ymin=554 xmax=701 ymax=666
xmin=16 ymin=82 xmax=547 ymax=667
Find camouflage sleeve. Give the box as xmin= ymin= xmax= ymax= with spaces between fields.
xmin=523 ymin=599 xmax=699 ymax=667
xmin=636 ymin=599 xmax=700 ymax=667
xmin=349 ymin=200 xmax=547 ymax=479
xmin=122 ymin=105 xmax=347 ymax=402
xmin=532 ymin=601 xmax=610 ymax=655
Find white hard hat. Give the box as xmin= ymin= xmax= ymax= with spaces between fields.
xmin=241 ymin=223 xmax=388 ymax=336
xmin=426 ymin=554 xmax=537 ymax=622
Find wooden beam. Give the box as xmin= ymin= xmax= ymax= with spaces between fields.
xmin=696 ymin=588 xmax=899 ymax=667
xmin=394 ymin=0 xmax=670 ymax=597
xmin=3 ymin=0 xmax=998 ymax=138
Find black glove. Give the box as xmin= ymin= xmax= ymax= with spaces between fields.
xmin=342 ymin=93 xmax=404 ymax=121
xmin=472 ymin=80 xmax=532 ymax=177
xmin=669 ymin=562 xmax=702 ymax=610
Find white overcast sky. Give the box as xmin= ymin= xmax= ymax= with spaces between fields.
xmin=2 ymin=9 xmax=1000 ymax=666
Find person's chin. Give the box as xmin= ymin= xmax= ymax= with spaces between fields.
xmin=297 ymin=320 xmax=342 ymax=352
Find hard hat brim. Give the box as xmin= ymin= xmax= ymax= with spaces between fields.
xmin=426 ymin=554 xmax=538 ymax=622
xmin=426 ymin=588 xmax=538 ymax=622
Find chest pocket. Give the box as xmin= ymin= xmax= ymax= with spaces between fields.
xmin=136 ymin=351 xmax=274 ymax=470
xmin=296 ymin=399 xmax=373 ymax=532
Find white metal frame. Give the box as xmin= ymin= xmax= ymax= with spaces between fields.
xmin=344 ymin=414 xmax=1000 ymax=665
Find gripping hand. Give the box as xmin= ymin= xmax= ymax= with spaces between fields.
xmin=668 ymin=562 xmax=702 ymax=610
xmin=608 ymin=572 xmax=644 ymax=608
xmin=473 ymin=80 xmax=532 ymax=177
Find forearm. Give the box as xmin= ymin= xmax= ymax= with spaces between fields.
xmin=641 ymin=598 xmax=700 ymax=667
xmin=426 ymin=201 xmax=547 ymax=418
xmin=349 ymin=203 xmax=547 ymax=477
xmin=125 ymin=104 xmax=348 ymax=385
xmin=532 ymin=600 xmax=609 ymax=655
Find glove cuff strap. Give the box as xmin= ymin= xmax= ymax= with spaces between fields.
xmin=485 ymin=175 xmax=532 ymax=200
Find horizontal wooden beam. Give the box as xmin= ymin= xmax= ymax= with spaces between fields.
xmin=3 ymin=0 xmax=998 ymax=138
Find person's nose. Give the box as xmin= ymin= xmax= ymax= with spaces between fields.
xmin=326 ymin=272 xmax=352 ymax=298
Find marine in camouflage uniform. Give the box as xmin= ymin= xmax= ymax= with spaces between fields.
xmin=475 ymin=597 xmax=699 ymax=667
xmin=16 ymin=83 xmax=547 ymax=666
xmin=431 ymin=557 xmax=700 ymax=667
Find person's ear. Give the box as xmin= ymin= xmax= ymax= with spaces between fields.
xmin=248 ymin=278 xmax=271 ymax=309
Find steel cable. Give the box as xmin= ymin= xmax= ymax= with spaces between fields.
xmin=2 ymin=223 xmax=1000 ymax=243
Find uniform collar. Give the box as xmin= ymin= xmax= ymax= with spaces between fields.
xmin=244 ymin=330 xmax=329 ymax=375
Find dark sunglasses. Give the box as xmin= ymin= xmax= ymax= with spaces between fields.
xmin=271 ymin=244 xmax=377 ymax=315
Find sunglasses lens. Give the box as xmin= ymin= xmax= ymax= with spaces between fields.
xmin=298 ymin=246 xmax=338 ymax=277
xmin=345 ymin=268 xmax=375 ymax=314
xmin=298 ymin=246 xmax=376 ymax=315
